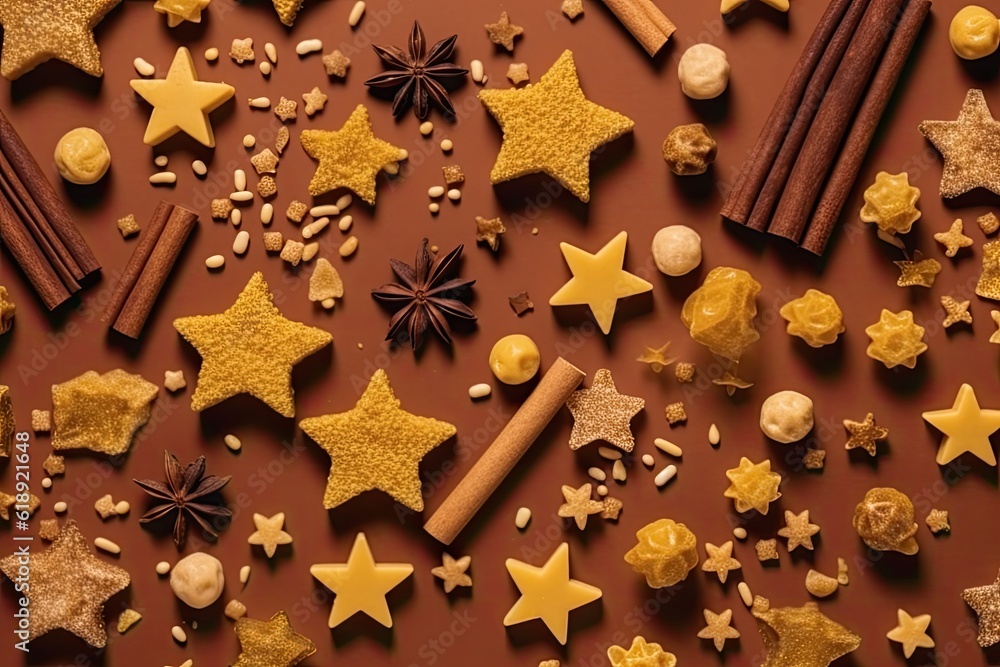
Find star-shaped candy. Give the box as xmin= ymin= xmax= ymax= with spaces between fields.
xmin=0 ymin=490 xmax=39 ymax=520
xmin=724 ymin=457 xmax=782 ymax=515
xmin=557 ymin=483 xmax=604 ymax=530
xmin=247 ymin=512 xmax=293 ymax=558
xmin=154 ymin=0 xmax=210 ymax=27
xmin=886 ymin=609 xmax=935 ymax=658
xmin=52 ymin=369 xmax=159 ymax=455
xmin=859 ymin=171 xmax=921 ymax=235
xmin=935 ymin=219 xmax=974 ymax=257
xmin=777 ymin=509 xmax=821 ymax=551
xmin=131 ymin=47 xmax=235 ymax=147
xmin=479 ymin=50 xmax=634 ymax=202
xmin=965 ymin=570 xmax=1000 ymax=647
xmin=919 ymin=89 xmax=1000 ymax=198
xmin=302 ymin=87 xmax=328 ymax=116
xmin=636 ymin=341 xmax=676 ymax=373
xmin=174 ymin=273 xmax=331 ymax=417
xmin=431 ymin=553 xmax=472 ymax=593
xmin=0 ymin=521 xmax=129 ymax=647
xmin=272 ymin=0 xmax=305 ymax=26
xmin=751 ymin=596 xmax=861 ymax=666
xmin=894 ymin=258 xmax=941 ymax=288
xmin=504 ymin=542 xmax=602 ymax=645
xmin=698 ymin=608 xmax=740 ymax=652
xmin=721 ymin=0 xmax=789 ymax=14
xmin=550 ymin=232 xmax=653 ymax=335
xmin=701 ymin=541 xmax=742 ymax=583
xmin=485 ymin=11 xmax=523 ymax=51
xmin=323 ymin=49 xmax=351 ymax=77
xmin=843 ymin=413 xmax=888 ymax=457
xmin=865 ymin=309 xmax=927 ymax=369
xmin=475 ymin=216 xmax=506 ymax=252
xmin=300 ymin=104 xmax=407 ymax=204
xmin=300 ymin=369 xmax=455 ymax=510
xmin=311 ymin=533 xmax=413 ymax=628
xmin=925 ymin=509 xmax=951 ymax=533
xmin=507 ymin=62 xmax=530 ymax=84
xmin=0 ymin=0 xmax=122 ymax=80
xmin=941 ymin=296 xmax=973 ymax=327
xmin=565 ymin=368 xmax=645 ymax=451
xmin=233 ymin=611 xmax=316 ymax=666
xmin=923 ymin=383 xmax=1000 ymax=466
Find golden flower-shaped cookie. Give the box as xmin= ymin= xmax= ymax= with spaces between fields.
xmin=607 ymin=636 xmax=677 ymax=667
xmin=864 ymin=309 xmax=927 ymax=369
xmin=51 ymin=369 xmax=158 ymax=455
xmin=779 ymin=289 xmax=844 ymax=347
xmin=624 ymin=519 xmax=698 ymax=589
xmin=860 ymin=171 xmax=921 ymax=234
xmin=724 ymin=457 xmax=781 ymax=515
xmin=853 ymin=487 xmax=919 ymax=555
xmin=681 ymin=267 xmax=761 ymax=362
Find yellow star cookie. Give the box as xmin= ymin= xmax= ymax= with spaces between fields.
xmin=154 ymin=0 xmax=211 ymax=27
xmin=233 ymin=611 xmax=316 ymax=667
xmin=922 ymin=383 xmax=1000 ymax=466
xmin=941 ymin=296 xmax=973 ymax=327
xmin=843 ymin=413 xmax=888 ymax=456
xmin=697 ymin=609 xmax=740 ymax=652
xmin=864 ymin=309 xmax=927 ymax=369
xmin=886 ymin=609 xmax=934 ymax=658
xmin=701 ymin=541 xmax=742 ymax=583
xmin=51 ymin=370 xmax=158 ymax=455
xmin=919 ymin=89 xmax=1000 ymax=198
xmin=431 ymin=553 xmax=472 ymax=593
xmin=247 ymin=512 xmax=293 ymax=558
xmin=777 ymin=509 xmax=821 ymax=551
xmin=557 ymin=483 xmax=604 ymax=530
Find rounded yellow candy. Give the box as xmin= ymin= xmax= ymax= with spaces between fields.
xmin=859 ymin=171 xmax=921 ymax=235
xmin=488 ymin=334 xmax=540 ymax=385
xmin=779 ymin=289 xmax=845 ymax=348
xmin=680 ymin=266 xmax=761 ymax=362
xmin=950 ymin=6 xmax=1000 ymax=60
xmin=624 ymin=518 xmax=699 ymax=589
xmin=54 ymin=127 xmax=111 ymax=185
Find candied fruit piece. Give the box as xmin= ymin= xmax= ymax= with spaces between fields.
xmin=662 ymin=123 xmax=717 ymax=176
xmin=724 ymin=457 xmax=781 ymax=515
xmin=860 ymin=171 xmax=921 ymax=235
xmin=624 ymin=518 xmax=698 ymax=589
xmin=864 ymin=309 xmax=927 ymax=369
xmin=853 ymin=487 xmax=919 ymax=555
xmin=779 ymin=289 xmax=845 ymax=348
xmin=680 ymin=267 xmax=760 ymax=362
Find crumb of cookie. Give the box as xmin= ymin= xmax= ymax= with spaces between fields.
xmin=230 ymin=38 xmax=255 ymax=64
xmin=276 ymin=126 xmax=290 ymax=154
xmin=562 ymin=0 xmax=584 ymax=18
xmin=31 ymin=410 xmax=51 ymax=433
xmin=925 ymin=509 xmax=950 ymax=534
xmin=257 ymin=175 xmax=277 ymax=198
xmin=978 ymin=212 xmax=1000 ymax=235
xmin=116 ymin=214 xmax=140 ymax=238
xmin=42 ymin=454 xmax=65 ymax=476
xmin=274 ymin=96 xmax=298 ymax=122
xmin=664 ymin=402 xmax=687 ymax=425
xmin=94 ymin=494 xmax=118 ymax=520
xmin=263 ymin=232 xmax=284 ymax=252
xmin=323 ymin=49 xmax=351 ymax=77
xmin=286 ymin=200 xmax=308 ymax=223
xmin=506 ymin=62 xmax=529 ymax=84
xmin=281 ymin=239 xmax=305 ymax=266
xmin=250 ymin=148 xmax=279 ymax=175
xmin=674 ymin=362 xmax=695 ymax=383
xmin=601 ymin=497 xmax=623 ymax=521
xmin=39 ymin=519 xmax=60 ymax=541
xmin=164 ymin=370 xmax=186 ymax=392
xmin=442 ymin=164 xmax=465 ymax=185
xmin=755 ymin=538 xmax=779 ymax=562
xmin=803 ymin=448 xmax=826 ymax=470
xmin=211 ymin=199 xmax=234 ymax=220
xmin=117 ymin=609 xmax=142 ymax=633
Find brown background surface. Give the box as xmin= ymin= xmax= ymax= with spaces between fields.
xmin=1 ymin=0 xmax=999 ymax=665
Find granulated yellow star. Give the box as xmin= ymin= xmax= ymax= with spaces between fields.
xmin=557 ymin=483 xmax=604 ymax=530
xmin=504 ymin=542 xmax=602 ymax=645
xmin=636 ymin=341 xmax=676 ymax=372
xmin=131 ymin=47 xmax=235 ymax=147
xmin=941 ymin=296 xmax=973 ymax=327
xmin=865 ymin=309 xmax=927 ymax=369
xmin=154 ymin=0 xmax=211 ymax=27
xmin=479 ymin=50 xmax=634 ymax=202
xmin=247 ymin=512 xmax=293 ymax=558
xmin=431 ymin=553 xmax=472 ymax=593
xmin=300 ymin=104 xmax=407 ymax=204
xmin=777 ymin=509 xmax=821 ymax=551
xmin=751 ymin=596 xmax=861 ymax=666
xmin=922 ymin=383 xmax=1000 ymax=466
xmin=299 ymin=369 xmax=455 ymax=511
xmin=550 ymin=232 xmax=653 ymax=335
xmin=894 ymin=258 xmax=941 ymax=288
xmin=0 ymin=0 xmax=122 ymax=80
xmin=919 ymin=89 xmax=1000 ymax=198
xmin=886 ymin=609 xmax=934 ymax=658
xmin=565 ymin=368 xmax=644 ymax=451
xmin=843 ymin=413 xmax=888 ymax=457
xmin=934 ymin=219 xmax=974 ymax=257
xmin=233 ymin=611 xmax=316 ymax=667
xmin=174 ymin=272 xmax=332 ymax=417
xmin=701 ymin=541 xmax=742 ymax=583
xmin=697 ymin=608 xmax=740 ymax=652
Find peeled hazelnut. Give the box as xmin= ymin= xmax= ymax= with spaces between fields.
xmin=949 ymin=6 xmax=1000 ymax=60
xmin=651 ymin=225 xmax=702 ymax=276
xmin=170 ymin=552 xmax=225 ymax=609
xmin=759 ymin=390 xmax=814 ymax=443
xmin=54 ymin=127 xmax=111 ymax=185
xmin=677 ymin=44 xmax=730 ymax=100
xmin=662 ymin=124 xmax=717 ymax=176
xmin=488 ymin=334 xmax=541 ymax=385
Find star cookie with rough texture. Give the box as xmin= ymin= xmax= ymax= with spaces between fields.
xmin=919 ymin=89 xmax=1000 ymax=198
xmin=0 ymin=521 xmax=129 ymax=647
xmin=302 ymin=87 xmax=327 ymax=116
xmin=803 ymin=448 xmax=826 ymax=470
xmin=698 ymin=608 xmax=740 ymax=652
xmin=751 ymin=596 xmax=861 ymax=666
xmin=323 ymin=50 xmax=350 ymax=77
xmin=507 ymin=63 xmax=530 ymax=84
xmin=233 ymin=611 xmax=316 ymax=667
xmin=485 ymin=11 xmax=523 ymax=51
xmin=843 ymin=413 xmax=888 ymax=457
xmin=922 ymin=383 xmax=1000 ymax=466
xmin=174 ymin=272 xmax=332 ymax=417
xmin=608 ymin=636 xmax=677 ymax=667
xmin=479 ymin=50 xmax=634 ymax=202
xmin=272 ymin=0 xmax=305 ymax=26
xmin=886 ymin=609 xmax=934 ymax=658
xmin=300 ymin=105 xmax=407 ymax=204
xmin=724 ymin=457 xmax=781 ymax=515
xmin=300 ymin=369 xmax=455 ymax=511
xmin=941 ymin=296 xmax=973 ymax=327
xmin=0 ymin=490 xmax=39 ymax=520
xmin=154 ymin=0 xmax=210 ymax=27
xmin=778 ymin=509 xmax=821 ymax=551
xmin=977 ymin=241 xmax=1000 ymax=300
xmin=701 ymin=541 xmax=742 ymax=583
xmin=247 ymin=512 xmax=293 ymax=558
xmin=565 ymin=368 xmax=644 ymax=451
xmin=475 ymin=216 xmax=506 ymax=252
xmin=601 ymin=496 xmax=624 ymax=521
xmin=557 ymin=483 xmax=604 ymax=530
xmin=895 ymin=258 xmax=941 ymax=288
xmin=925 ymin=509 xmax=950 ymax=533
xmin=431 ymin=553 xmax=472 ymax=593
xmin=636 ymin=341 xmax=676 ymax=372
xmin=865 ymin=309 xmax=927 ymax=369
xmin=964 ymin=571 xmax=1000 ymax=647
xmin=51 ymin=369 xmax=158 ymax=455
xmin=935 ymin=219 xmax=974 ymax=257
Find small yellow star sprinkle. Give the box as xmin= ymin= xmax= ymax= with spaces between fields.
xmin=843 ymin=413 xmax=888 ymax=456
xmin=431 ymin=553 xmax=472 ymax=593
xmin=51 ymin=369 xmax=158 ymax=455
xmin=886 ymin=609 xmax=935 ymax=658
xmin=608 ymin=636 xmax=677 ymax=667
xmin=864 ymin=309 xmax=927 ymax=369
xmin=935 ymin=219 xmax=974 ymax=257
xmin=724 ymin=457 xmax=781 ymax=515
xmin=976 ymin=240 xmax=1000 ymax=300
xmin=925 ymin=509 xmax=950 ymax=533
xmin=302 ymin=87 xmax=328 ymax=116
xmin=697 ymin=608 xmax=740 ymax=652
xmin=894 ymin=258 xmax=941 ymax=287
xmin=777 ymin=509 xmax=821 ymax=551
xmin=919 ymin=89 xmax=1000 ymax=198
xmin=922 ymin=383 xmax=1000 ymax=466
xmin=250 ymin=148 xmax=279 ymax=175
xmin=322 ymin=50 xmax=351 ymax=77
xmin=233 ymin=610 xmax=316 ymax=666
xmin=507 ymin=62 xmax=530 ymax=84
xmin=557 ymin=483 xmax=604 ymax=530
xmin=701 ymin=541 xmax=742 ymax=583
xmin=859 ymin=171 xmax=921 ymax=234
xmin=636 ymin=341 xmax=676 ymax=372
xmin=940 ymin=295 xmax=973 ymax=327
xmin=751 ymin=596 xmax=861 ymax=666
xmin=247 ymin=512 xmax=293 ymax=558
xmin=154 ymin=0 xmax=210 ymax=27
xmin=964 ymin=570 xmax=1000 ymax=647
xmin=485 ymin=11 xmax=524 ymax=51
xmin=475 ymin=216 xmax=506 ymax=252
xmin=565 ymin=368 xmax=645 ymax=451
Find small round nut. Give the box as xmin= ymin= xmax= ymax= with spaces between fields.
xmin=54 ymin=128 xmax=111 ymax=185
xmin=488 ymin=334 xmax=540 ymax=385
xmin=759 ymin=390 xmax=814 ymax=443
xmin=677 ymin=44 xmax=730 ymax=100
xmin=949 ymin=5 xmax=1000 ymax=60
xmin=651 ymin=225 xmax=702 ymax=277
xmin=169 ymin=552 xmax=225 ymax=609
xmin=662 ymin=124 xmax=717 ymax=176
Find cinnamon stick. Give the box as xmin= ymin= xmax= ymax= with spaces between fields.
xmin=768 ymin=0 xmax=907 ymax=243
xmin=745 ymin=0 xmax=872 ymax=231
xmin=0 ymin=196 xmax=69 ymax=309
xmin=600 ymin=0 xmax=676 ymax=56
xmin=102 ymin=201 xmax=174 ymax=326
xmin=721 ymin=0 xmax=855 ymax=223
xmin=802 ymin=0 xmax=931 ymax=255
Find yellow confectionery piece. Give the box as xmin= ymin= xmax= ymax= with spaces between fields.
xmin=950 ymin=6 xmax=1000 ymax=60
xmin=300 ymin=369 xmax=455 ymax=511
xmin=895 ymin=258 xmax=941 ymax=288
xmin=859 ymin=171 xmax=921 ymax=234
xmin=431 ymin=553 xmax=472 ymax=593
xmin=624 ymin=519 xmax=699 ymax=589
xmin=853 ymin=487 xmax=919 ymax=555
xmin=724 ymin=457 xmax=782 ymax=515
xmin=51 ymin=369 xmax=158 ymax=455
xmin=697 ymin=609 xmax=740 ymax=652
xmin=174 ymin=272 xmax=332 ymax=417
xmin=558 ymin=483 xmax=604 ymax=530
xmin=0 ymin=385 xmax=12 ymax=458
xmin=272 ymin=0 xmax=305 ymax=26
xmin=844 ymin=413 xmax=889 ymax=457
xmin=925 ymin=508 xmax=950 ymax=533
xmin=130 ymin=47 xmax=235 ymax=147
xmin=310 ymin=533 xmax=413 ymax=628
xmin=777 ymin=509 xmax=821 ymax=551
xmin=54 ymin=128 xmax=110 ymax=185
xmin=779 ymin=289 xmax=845 ymax=348
xmin=681 ymin=267 xmax=761 ymax=362
xmin=919 ymin=89 xmax=1000 ymax=199
xmin=300 ymin=105 xmax=407 ymax=204
xmin=0 ymin=0 xmax=121 ymax=80
xmin=565 ymin=368 xmax=644 ymax=452
xmin=864 ymin=309 xmax=927 ymax=369
xmin=751 ymin=596 xmax=861 ymax=667
xmin=991 ymin=311 xmax=1000 ymax=342
xmin=489 ymin=334 xmax=541 ymax=385
xmin=636 ymin=341 xmax=676 ymax=372
xmin=941 ymin=296 xmax=973 ymax=327
xmin=607 ymin=636 xmax=677 ymax=667
xmin=721 ymin=0 xmax=789 ymax=15
xmin=886 ymin=609 xmax=935 ymax=658
xmin=922 ymin=383 xmax=1000 ymax=466
xmin=504 ymin=542 xmax=602 ymax=645
xmin=247 ymin=512 xmax=293 ymax=558
xmin=153 ymin=0 xmax=211 ymax=27
xmin=963 ymin=570 xmax=1000 ymax=647
xmin=977 ymin=240 xmax=1000 ymax=300
xmin=550 ymin=232 xmax=653 ymax=335
xmin=935 ymin=219 xmax=974 ymax=257
xmin=701 ymin=541 xmax=742 ymax=583
xmin=479 ymin=50 xmax=634 ymax=202
xmin=233 ymin=611 xmax=316 ymax=667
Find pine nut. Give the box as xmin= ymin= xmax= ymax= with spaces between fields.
xmin=133 ymin=57 xmax=155 ymax=76
xmin=295 ymin=39 xmax=323 ymax=55
xmin=654 ymin=464 xmax=677 ymax=487
xmin=349 ymin=1 xmax=366 ymax=26
xmin=515 ymin=507 xmax=531 ymax=529
xmin=205 ymin=255 xmax=225 ymax=269
xmin=232 ymin=231 xmax=250 ymax=255
xmin=149 ymin=172 xmax=176 ymax=185
xmin=192 ymin=160 xmax=207 ymax=176
xmin=468 ymin=383 xmax=491 ymax=399
xmin=339 ymin=236 xmax=358 ymax=257
xmin=94 ymin=537 xmax=121 ymax=554
xmin=654 ymin=438 xmax=682 ymax=457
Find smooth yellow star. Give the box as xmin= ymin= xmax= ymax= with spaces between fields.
xmin=922 ymin=383 xmax=1000 ymax=466
xmin=550 ymin=232 xmax=652 ymax=334
xmin=504 ymin=542 xmax=601 ymax=644
xmin=300 ymin=104 xmax=407 ymax=204
xmin=130 ymin=47 xmax=235 ymax=147
xmin=310 ymin=533 xmax=412 ymax=628
xmin=173 ymin=272 xmax=332 ymax=417
xmin=557 ymin=483 xmax=604 ymax=530
xmin=636 ymin=341 xmax=676 ymax=372
xmin=233 ymin=611 xmax=316 ymax=667
xmin=886 ymin=609 xmax=934 ymax=658
xmin=479 ymin=50 xmax=634 ymax=202
xmin=0 ymin=0 xmax=121 ymax=80
xmin=153 ymin=0 xmax=211 ymax=27
xmin=864 ymin=309 xmax=927 ymax=369
xmin=299 ymin=369 xmax=455 ymax=511
xmin=934 ymin=219 xmax=974 ymax=257
xmin=751 ymin=596 xmax=861 ymax=666
xmin=246 ymin=512 xmax=293 ymax=558
xmin=701 ymin=541 xmax=742 ymax=583
xmin=724 ymin=457 xmax=781 ymax=515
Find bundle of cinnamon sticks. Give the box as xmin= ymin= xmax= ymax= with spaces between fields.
xmin=0 ymin=109 xmax=100 ymax=309
xmin=722 ymin=0 xmax=931 ymax=255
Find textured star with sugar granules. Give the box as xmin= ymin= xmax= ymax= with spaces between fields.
xmin=233 ymin=611 xmax=316 ymax=667
xmin=475 ymin=216 xmax=506 ymax=252
xmin=557 ymin=483 xmax=604 ymax=530
xmin=608 ymin=636 xmax=677 ymax=667
xmin=919 ymin=89 xmax=1000 ymax=198
xmin=886 ymin=609 xmax=935 ymax=658
xmin=941 ymin=296 xmax=973 ymax=328
xmin=894 ymin=258 xmax=941 ymax=288
xmin=300 ymin=104 xmax=407 ymax=204
xmin=698 ymin=608 xmax=741 ymax=652
xmin=701 ymin=541 xmax=742 ymax=583
xmin=922 ymin=383 xmax=1000 ymax=466
xmin=300 ymin=369 xmax=455 ymax=511
xmin=751 ymin=596 xmax=861 ymax=666
xmin=0 ymin=490 xmax=39 ymax=520
xmin=636 ymin=341 xmax=676 ymax=373
xmin=843 ymin=413 xmax=888 ymax=457
xmin=925 ymin=509 xmax=950 ymax=534
xmin=302 ymin=87 xmax=328 ymax=116
xmin=485 ymin=11 xmax=523 ymax=51
xmin=0 ymin=521 xmax=129 ymax=647
xmin=565 ymin=368 xmax=645 ymax=452
xmin=777 ymin=509 xmax=821 ymax=551
xmin=247 ymin=512 xmax=293 ymax=558
xmin=0 ymin=0 xmax=122 ymax=80
xmin=964 ymin=570 xmax=1000 ymax=647
xmin=479 ymin=50 xmax=634 ymax=202
xmin=934 ymin=219 xmax=974 ymax=257
xmin=174 ymin=272 xmax=332 ymax=417
xmin=431 ymin=553 xmax=472 ymax=593
xmin=724 ymin=457 xmax=782 ymax=515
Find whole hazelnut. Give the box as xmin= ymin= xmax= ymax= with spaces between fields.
xmin=662 ymin=123 xmax=718 ymax=176
xmin=651 ymin=226 xmax=702 ymax=277
xmin=759 ymin=390 xmax=814 ymax=443
xmin=169 ymin=552 xmax=225 ymax=609
xmin=54 ymin=127 xmax=111 ymax=185
xmin=677 ymin=44 xmax=730 ymax=100
xmin=489 ymin=334 xmax=541 ymax=385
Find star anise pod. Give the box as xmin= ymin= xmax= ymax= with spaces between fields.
xmin=134 ymin=451 xmax=232 ymax=549
xmin=371 ymin=238 xmax=476 ymax=349
xmin=364 ymin=21 xmax=468 ymax=120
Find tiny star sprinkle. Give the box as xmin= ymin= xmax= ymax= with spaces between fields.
xmin=935 ymin=219 xmax=974 ymax=256
xmin=607 ymin=636 xmax=677 ymax=667
xmin=557 ymin=483 xmax=604 ymax=530
xmin=601 ymin=496 xmax=624 ymax=521
xmin=865 ymin=309 xmax=927 ymax=369
xmin=843 ymin=413 xmax=888 ymax=457
xmin=507 ymin=63 xmax=530 ymax=84
xmin=247 ymin=512 xmax=293 ymax=558
xmin=475 ymin=216 xmax=506 ymax=252
xmin=233 ymin=610 xmax=316 ymax=666
xmin=164 ymin=370 xmax=186 ymax=392
xmin=976 ymin=240 xmax=1000 ymax=300
xmin=562 ymin=0 xmax=585 ymax=19
xmin=565 ymin=368 xmax=644 ymax=452
xmin=485 ymin=11 xmax=524 ymax=51
xmin=895 ymin=258 xmax=942 ymax=287
xmin=51 ymin=369 xmax=158 ymax=455
xmin=250 ymin=148 xmax=279 ymax=175
xmin=724 ymin=457 xmax=782 ymax=515
xmin=922 ymin=383 xmax=1000 ymax=466
xmin=859 ymin=171 xmax=921 ymax=234
xmin=755 ymin=538 xmax=779 ymax=562
xmin=886 ymin=609 xmax=935 ymax=658
xmin=698 ymin=608 xmax=740 ymax=652
xmin=274 ymin=96 xmax=298 ymax=121
xmin=941 ymin=296 xmax=973 ymax=327
xmin=230 ymin=38 xmax=255 ymax=63
xmin=322 ymin=49 xmax=351 ymax=77
xmin=302 ymin=87 xmax=328 ymax=116
xmin=636 ymin=341 xmax=676 ymax=373
xmin=778 ymin=509 xmax=821 ymax=551
xmin=925 ymin=509 xmax=950 ymax=534
xmin=42 ymin=454 xmax=65 ymax=476
xmin=919 ymin=89 xmax=1000 ymax=198
xmin=751 ymin=596 xmax=861 ymax=666
xmin=964 ymin=570 xmax=1000 ymax=647
xmin=701 ymin=541 xmax=742 ymax=583
xmin=431 ymin=553 xmax=472 ymax=593
xmin=803 ymin=449 xmax=826 ymax=470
